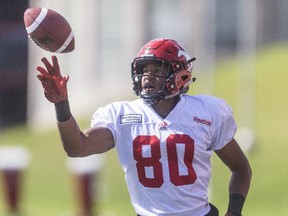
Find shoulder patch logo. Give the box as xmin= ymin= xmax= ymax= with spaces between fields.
xmin=120 ymin=114 xmax=142 ymax=124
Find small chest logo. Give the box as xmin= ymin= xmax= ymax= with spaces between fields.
xmin=193 ymin=117 xmax=212 ymax=127
xmin=159 ymin=122 xmax=168 ymax=130
xmin=120 ymin=114 xmax=142 ymax=124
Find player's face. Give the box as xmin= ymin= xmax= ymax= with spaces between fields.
xmin=141 ymin=63 xmax=169 ymax=94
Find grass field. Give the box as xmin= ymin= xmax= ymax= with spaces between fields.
xmin=0 ymin=43 xmax=288 ymax=215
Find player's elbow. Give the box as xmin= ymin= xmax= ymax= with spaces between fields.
xmin=237 ymin=157 xmax=253 ymax=189
xmin=242 ymin=155 xmax=252 ymax=179
xmin=63 ymin=145 xmax=84 ymax=157
xmin=66 ymin=151 xmax=79 ymax=157
xmin=247 ymin=160 xmax=252 ymax=181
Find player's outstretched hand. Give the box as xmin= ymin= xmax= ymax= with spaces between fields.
xmin=36 ymin=55 xmax=69 ymax=103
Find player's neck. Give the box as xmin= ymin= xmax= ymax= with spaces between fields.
xmin=152 ymin=95 xmax=181 ymax=119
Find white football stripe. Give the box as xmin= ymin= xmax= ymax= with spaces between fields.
xmin=55 ymin=30 xmax=74 ymax=53
xmin=26 ymin=8 xmax=48 ymax=34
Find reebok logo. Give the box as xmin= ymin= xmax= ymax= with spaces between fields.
xmin=193 ymin=117 xmax=212 ymax=127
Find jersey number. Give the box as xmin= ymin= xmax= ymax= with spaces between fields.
xmin=133 ymin=134 xmax=197 ymax=188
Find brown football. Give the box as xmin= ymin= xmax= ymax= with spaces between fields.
xmin=24 ymin=7 xmax=75 ymax=53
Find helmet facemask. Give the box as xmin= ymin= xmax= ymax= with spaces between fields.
xmin=131 ymin=56 xmax=196 ymax=105
xmin=131 ymin=38 xmax=196 ymax=105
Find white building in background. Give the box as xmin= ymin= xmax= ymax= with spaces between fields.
xmin=0 ymin=0 xmax=287 ymax=130
xmin=27 ymin=0 xmax=145 ymax=129
xmin=27 ymin=0 xmax=202 ymax=129
xmin=26 ymin=0 xmax=261 ymax=139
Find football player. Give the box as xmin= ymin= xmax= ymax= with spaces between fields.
xmin=36 ymin=38 xmax=252 ymax=216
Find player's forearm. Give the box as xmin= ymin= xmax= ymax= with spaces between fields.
xmin=226 ymin=163 xmax=252 ymax=216
xmin=55 ymin=100 xmax=85 ymax=157
xmin=57 ymin=116 xmax=88 ymax=157
xmin=229 ymin=159 xmax=252 ymax=197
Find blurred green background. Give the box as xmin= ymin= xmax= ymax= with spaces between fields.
xmin=1 ymin=0 xmax=288 ymax=215
xmin=0 ymin=43 xmax=288 ymax=216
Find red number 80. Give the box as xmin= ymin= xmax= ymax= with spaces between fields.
xmin=133 ymin=134 xmax=197 ymax=188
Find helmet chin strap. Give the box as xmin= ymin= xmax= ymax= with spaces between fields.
xmin=141 ymin=76 xmax=196 ymax=105
xmin=164 ymin=91 xmax=179 ymax=100
xmin=165 ymin=77 xmax=195 ymax=100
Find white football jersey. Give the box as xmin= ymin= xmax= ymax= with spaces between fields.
xmin=91 ymin=94 xmax=237 ymax=216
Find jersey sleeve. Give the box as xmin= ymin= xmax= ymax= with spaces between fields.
xmin=209 ymin=98 xmax=237 ymax=150
xmin=90 ymin=105 xmax=116 ymax=139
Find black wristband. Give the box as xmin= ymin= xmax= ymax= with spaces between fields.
xmin=227 ymin=194 xmax=245 ymax=216
xmin=55 ymin=99 xmax=72 ymax=122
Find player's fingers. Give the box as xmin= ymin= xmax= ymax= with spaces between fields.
xmin=41 ymin=57 xmax=54 ymax=74
xmin=51 ymin=55 xmax=61 ymax=76
xmin=62 ymin=75 xmax=69 ymax=87
xmin=64 ymin=75 xmax=69 ymax=82
xmin=36 ymin=66 xmax=50 ymax=78
xmin=36 ymin=74 xmax=45 ymax=82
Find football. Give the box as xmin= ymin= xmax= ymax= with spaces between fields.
xmin=23 ymin=7 xmax=75 ymax=53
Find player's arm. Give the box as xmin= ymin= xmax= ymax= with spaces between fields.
xmin=57 ymin=115 xmax=114 ymax=156
xmin=36 ymin=56 xmax=114 ymax=157
xmin=215 ymin=138 xmax=252 ymax=216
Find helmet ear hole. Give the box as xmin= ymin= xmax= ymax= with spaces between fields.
xmin=181 ymin=75 xmax=188 ymax=81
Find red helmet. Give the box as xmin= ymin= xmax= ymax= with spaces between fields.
xmin=131 ymin=38 xmax=196 ymax=104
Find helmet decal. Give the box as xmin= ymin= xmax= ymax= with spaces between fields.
xmin=177 ymin=49 xmax=190 ymax=59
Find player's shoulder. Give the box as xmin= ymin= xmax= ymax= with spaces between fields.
xmin=107 ymin=98 xmax=142 ymax=107
xmin=102 ymin=98 xmax=143 ymax=112
xmin=93 ymin=99 xmax=142 ymax=121
xmin=185 ymin=94 xmax=228 ymax=105
xmin=184 ymin=94 xmax=233 ymax=115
